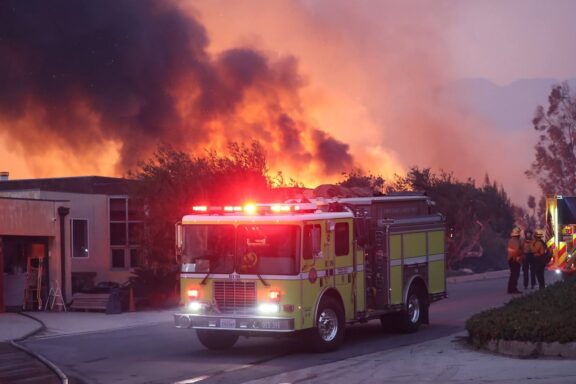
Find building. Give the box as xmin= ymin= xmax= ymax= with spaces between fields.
xmin=0 ymin=176 xmax=141 ymax=312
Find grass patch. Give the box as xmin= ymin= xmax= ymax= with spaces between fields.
xmin=466 ymin=276 xmax=576 ymax=346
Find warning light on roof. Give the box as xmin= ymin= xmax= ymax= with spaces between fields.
xmin=243 ymin=203 xmax=257 ymax=214
xmin=192 ymin=206 xmax=207 ymax=212
xmin=271 ymin=204 xmax=291 ymax=213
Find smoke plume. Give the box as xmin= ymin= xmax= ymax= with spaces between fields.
xmin=0 ymin=0 xmax=354 ymax=178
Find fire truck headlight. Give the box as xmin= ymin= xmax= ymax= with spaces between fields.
xmin=555 ymin=269 xmax=562 ymax=275
xmin=257 ymin=302 xmax=280 ymax=314
xmin=187 ymin=301 xmax=203 ymax=311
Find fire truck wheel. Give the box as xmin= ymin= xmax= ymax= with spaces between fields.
xmin=196 ymin=329 xmax=239 ymax=350
xmin=398 ymin=284 xmax=425 ymax=333
xmin=309 ymin=296 xmax=345 ymax=353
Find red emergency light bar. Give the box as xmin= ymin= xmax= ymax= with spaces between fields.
xmin=191 ymin=202 xmax=317 ymax=215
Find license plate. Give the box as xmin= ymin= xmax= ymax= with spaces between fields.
xmin=220 ymin=319 xmax=236 ymax=328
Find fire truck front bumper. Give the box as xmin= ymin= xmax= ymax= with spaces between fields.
xmin=174 ymin=313 xmax=295 ymax=332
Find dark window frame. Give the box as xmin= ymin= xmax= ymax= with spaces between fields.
xmin=71 ymin=218 xmax=89 ymax=258
xmin=110 ymin=196 xmax=142 ymax=269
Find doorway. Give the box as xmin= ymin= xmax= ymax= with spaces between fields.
xmin=2 ymin=236 xmax=49 ymax=312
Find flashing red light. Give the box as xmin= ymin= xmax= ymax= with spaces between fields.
xmin=224 ymin=206 xmax=243 ymax=212
xmin=187 ymin=288 xmax=200 ymax=299
xmin=269 ymin=289 xmax=281 ymax=302
xmin=244 ymin=203 xmax=257 ymax=214
xmin=192 ymin=206 xmax=207 ymax=212
xmin=271 ymin=204 xmax=291 ymax=213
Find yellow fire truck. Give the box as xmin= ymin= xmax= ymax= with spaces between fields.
xmin=545 ymin=195 xmax=576 ymax=275
xmin=174 ymin=194 xmax=447 ymax=352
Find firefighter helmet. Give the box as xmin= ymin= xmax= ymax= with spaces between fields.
xmin=510 ymin=227 xmax=521 ymax=237
xmin=535 ymin=229 xmax=545 ymax=238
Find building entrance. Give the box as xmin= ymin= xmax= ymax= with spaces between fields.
xmin=1 ymin=236 xmax=49 ymax=312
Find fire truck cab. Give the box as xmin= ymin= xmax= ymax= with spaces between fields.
xmin=174 ymin=194 xmax=447 ymax=352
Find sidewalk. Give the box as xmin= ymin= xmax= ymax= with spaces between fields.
xmin=0 ymin=309 xmax=174 ymax=343
xmin=0 ymin=270 xmax=574 ymax=384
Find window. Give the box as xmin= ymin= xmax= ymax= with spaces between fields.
xmin=303 ymin=224 xmax=321 ymax=260
xmin=110 ymin=198 xmax=127 ymax=221
xmin=72 ymin=219 xmax=89 ymax=258
xmin=110 ymin=223 xmax=127 ymax=245
xmin=110 ymin=197 xmax=142 ymax=269
xmin=335 ymin=222 xmax=349 ymax=256
xmin=111 ymin=249 xmax=126 ymax=268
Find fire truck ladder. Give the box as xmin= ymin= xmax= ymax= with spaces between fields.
xmin=23 ymin=254 xmax=44 ymax=311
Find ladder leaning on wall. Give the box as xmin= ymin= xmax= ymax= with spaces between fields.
xmin=23 ymin=254 xmax=44 ymax=311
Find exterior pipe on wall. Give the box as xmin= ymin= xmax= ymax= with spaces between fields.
xmin=58 ymin=206 xmax=70 ymax=303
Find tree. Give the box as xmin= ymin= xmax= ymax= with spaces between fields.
xmin=129 ymin=141 xmax=271 ymax=268
xmin=127 ymin=141 xmax=272 ymax=307
xmin=338 ymin=168 xmax=385 ymax=195
xmin=527 ymin=82 xmax=576 ymax=197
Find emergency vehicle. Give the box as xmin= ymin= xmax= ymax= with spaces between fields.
xmin=545 ymin=195 xmax=576 ymax=275
xmin=173 ymin=194 xmax=447 ymax=352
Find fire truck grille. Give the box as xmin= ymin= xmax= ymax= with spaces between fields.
xmin=213 ymin=281 xmax=257 ymax=314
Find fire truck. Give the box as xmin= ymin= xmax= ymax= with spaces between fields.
xmin=173 ymin=194 xmax=447 ymax=352
xmin=545 ymin=195 xmax=576 ymax=275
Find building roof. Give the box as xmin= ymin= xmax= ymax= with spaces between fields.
xmin=0 ymin=176 xmax=138 ymax=195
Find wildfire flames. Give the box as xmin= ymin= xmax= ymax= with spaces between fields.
xmin=0 ymin=0 xmax=538 ymax=202
xmin=0 ymin=0 xmax=357 ymax=184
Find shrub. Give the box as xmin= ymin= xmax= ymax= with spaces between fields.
xmin=466 ymin=276 xmax=576 ymax=346
xmin=128 ymin=266 xmax=179 ymax=309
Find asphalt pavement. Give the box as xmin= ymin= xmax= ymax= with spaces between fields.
xmin=0 ymin=270 xmax=575 ymax=384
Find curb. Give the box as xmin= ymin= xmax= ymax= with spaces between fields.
xmin=473 ymin=338 xmax=576 ymax=359
xmin=446 ymin=269 xmax=508 ymax=284
xmin=12 ymin=312 xmax=69 ymax=384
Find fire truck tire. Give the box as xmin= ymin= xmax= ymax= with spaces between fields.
xmin=397 ymin=284 xmax=425 ymax=333
xmin=196 ymin=329 xmax=239 ymax=350
xmin=309 ymin=296 xmax=345 ymax=353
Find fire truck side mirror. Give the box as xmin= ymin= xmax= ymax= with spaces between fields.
xmin=175 ymin=222 xmax=183 ymax=258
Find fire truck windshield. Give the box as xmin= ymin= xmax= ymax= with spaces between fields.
xmin=182 ymin=224 xmax=300 ymax=275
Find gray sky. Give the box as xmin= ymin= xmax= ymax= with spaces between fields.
xmin=448 ymin=0 xmax=576 ymax=84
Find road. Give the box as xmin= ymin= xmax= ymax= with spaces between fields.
xmin=22 ymin=275 xmax=518 ymax=384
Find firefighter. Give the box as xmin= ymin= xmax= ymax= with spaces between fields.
xmin=521 ymin=229 xmax=536 ymax=289
xmin=507 ymin=227 xmax=523 ymax=294
xmin=532 ymin=229 xmax=547 ymax=290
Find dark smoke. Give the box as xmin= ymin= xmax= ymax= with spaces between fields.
xmin=313 ymin=130 xmax=353 ymax=174
xmin=0 ymin=0 xmax=354 ymax=176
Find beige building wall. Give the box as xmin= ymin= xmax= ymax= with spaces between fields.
xmin=1 ymin=188 xmax=136 ymax=305
xmin=35 ymin=191 xmax=134 ymax=286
